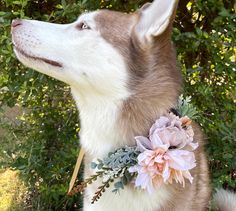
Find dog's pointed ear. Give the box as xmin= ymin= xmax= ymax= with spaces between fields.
xmin=135 ymin=0 xmax=179 ymax=43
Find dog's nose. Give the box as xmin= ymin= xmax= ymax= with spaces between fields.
xmin=11 ymin=19 xmax=23 ymax=28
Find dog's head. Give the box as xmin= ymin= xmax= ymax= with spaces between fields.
xmin=12 ymin=0 xmax=180 ymax=100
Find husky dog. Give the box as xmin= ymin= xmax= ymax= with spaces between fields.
xmin=11 ymin=0 xmax=235 ymax=210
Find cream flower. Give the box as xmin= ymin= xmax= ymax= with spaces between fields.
xmin=129 ymin=113 xmax=198 ymax=193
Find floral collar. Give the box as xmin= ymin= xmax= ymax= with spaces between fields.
xmin=68 ymin=96 xmax=199 ymax=204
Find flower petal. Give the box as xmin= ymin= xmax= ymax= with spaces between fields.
xmin=150 ymin=116 xmax=169 ymax=135
xmin=167 ymin=150 xmax=196 ymax=171
xmin=162 ymin=163 xmax=170 ymax=183
xmin=149 ymin=133 xmax=165 ymax=149
xmin=135 ymin=172 xmax=155 ymax=193
xmin=128 ymin=165 xmax=139 ymax=173
xmin=182 ymin=170 xmax=194 ymax=184
xmin=189 ymin=142 xmax=199 ymax=150
xmin=135 ymin=136 xmax=152 ymax=152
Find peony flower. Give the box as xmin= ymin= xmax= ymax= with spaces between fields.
xmin=129 ymin=113 xmax=198 ymax=193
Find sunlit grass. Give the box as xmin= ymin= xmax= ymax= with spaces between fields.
xmin=0 ymin=168 xmax=26 ymax=211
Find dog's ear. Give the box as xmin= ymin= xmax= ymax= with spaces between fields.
xmin=135 ymin=0 xmax=179 ymax=43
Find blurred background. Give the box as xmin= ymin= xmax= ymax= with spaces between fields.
xmin=0 ymin=0 xmax=235 ymax=210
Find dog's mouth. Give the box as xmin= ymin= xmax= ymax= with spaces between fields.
xmin=13 ymin=45 xmax=63 ymax=68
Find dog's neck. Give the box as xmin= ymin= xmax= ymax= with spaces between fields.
xmin=71 ymin=87 xmax=130 ymax=158
xmin=71 ymin=78 xmax=180 ymax=159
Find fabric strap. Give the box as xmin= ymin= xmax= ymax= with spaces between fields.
xmin=68 ymin=147 xmax=85 ymax=194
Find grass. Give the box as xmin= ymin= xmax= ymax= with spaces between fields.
xmin=0 ymin=107 xmax=27 ymax=210
xmin=0 ymin=168 xmax=26 ymax=211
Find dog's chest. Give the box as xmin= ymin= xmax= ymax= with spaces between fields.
xmin=83 ymin=183 xmax=170 ymax=211
xmin=72 ymin=90 xmax=172 ymax=210
xmin=79 ymin=102 xmax=123 ymax=156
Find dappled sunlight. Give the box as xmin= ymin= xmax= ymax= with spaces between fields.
xmin=0 ymin=0 xmax=235 ymax=209
xmin=0 ymin=169 xmax=26 ymax=211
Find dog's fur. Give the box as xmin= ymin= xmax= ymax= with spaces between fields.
xmin=213 ymin=189 xmax=236 ymax=211
xmin=11 ymin=0 xmax=234 ymax=210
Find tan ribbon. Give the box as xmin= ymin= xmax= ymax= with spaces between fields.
xmin=68 ymin=148 xmax=85 ymax=194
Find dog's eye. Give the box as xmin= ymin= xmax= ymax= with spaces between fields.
xmin=76 ymin=22 xmax=90 ymax=30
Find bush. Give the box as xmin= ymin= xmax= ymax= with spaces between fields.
xmin=0 ymin=0 xmax=235 ymax=210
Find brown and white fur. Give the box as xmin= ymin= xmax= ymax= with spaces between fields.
xmin=11 ymin=0 xmax=235 ymax=210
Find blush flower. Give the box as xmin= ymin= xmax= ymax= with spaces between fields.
xmin=129 ymin=113 xmax=198 ymax=193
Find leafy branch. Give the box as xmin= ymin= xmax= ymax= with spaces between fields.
xmin=68 ymin=170 xmax=105 ymax=196
xmin=177 ymin=95 xmax=199 ymax=120
xmin=91 ymin=177 xmax=113 ymax=204
xmin=69 ymin=146 xmax=139 ymax=203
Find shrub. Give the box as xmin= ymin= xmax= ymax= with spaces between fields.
xmin=0 ymin=0 xmax=235 ymax=210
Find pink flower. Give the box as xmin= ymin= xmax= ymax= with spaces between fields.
xmin=129 ymin=113 xmax=198 ymax=193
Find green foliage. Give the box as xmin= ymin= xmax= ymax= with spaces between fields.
xmin=80 ymin=146 xmax=138 ymax=203
xmin=177 ymin=95 xmax=199 ymax=120
xmin=0 ymin=0 xmax=235 ymax=210
xmin=173 ymin=0 xmax=236 ymax=190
